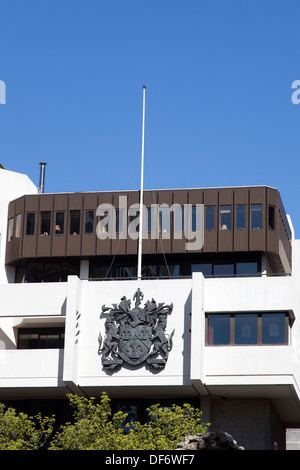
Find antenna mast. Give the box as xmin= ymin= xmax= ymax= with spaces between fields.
xmin=137 ymin=85 xmax=146 ymax=281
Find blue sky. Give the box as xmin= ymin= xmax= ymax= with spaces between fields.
xmin=1 ymin=1 xmax=300 ymax=235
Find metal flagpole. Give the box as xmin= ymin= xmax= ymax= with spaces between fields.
xmin=137 ymin=85 xmax=146 ymax=281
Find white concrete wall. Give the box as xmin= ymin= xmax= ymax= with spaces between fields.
xmin=0 ymin=169 xmax=37 ymax=283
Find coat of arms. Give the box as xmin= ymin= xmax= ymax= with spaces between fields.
xmin=99 ymin=289 xmax=175 ymax=371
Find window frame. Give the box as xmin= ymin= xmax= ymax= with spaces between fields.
xmin=206 ymin=311 xmax=291 ymax=346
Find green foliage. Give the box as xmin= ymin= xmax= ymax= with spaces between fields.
xmin=49 ymin=392 xmax=209 ymax=450
xmin=0 ymin=402 xmax=55 ymax=450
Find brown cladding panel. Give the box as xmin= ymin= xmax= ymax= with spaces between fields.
xmin=140 ymin=191 xmax=157 ymax=255
xmin=125 ymin=191 xmax=139 ymax=255
xmin=6 ymin=200 xmax=16 ymax=263
xmin=249 ymin=187 xmax=266 ymax=252
xmin=96 ymin=192 xmax=114 ymax=256
xmin=203 ymin=189 xmax=218 ymax=253
xmin=157 ymin=190 xmax=173 ymax=254
xmin=234 ymin=187 xmax=249 ymax=252
xmin=52 ymin=194 xmax=69 ymax=257
xmin=172 ymin=189 xmax=188 ymax=254
xmin=37 ymin=195 xmax=53 ymax=257
xmin=266 ymin=187 xmax=279 ymax=255
xmin=22 ymin=195 xmax=39 ymax=258
xmin=82 ymin=193 xmax=98 ymax=257
xmin=218 ymin=188 xmax=233 ymax=252
xmin=67 ymin=194 xmax=83 ymax=257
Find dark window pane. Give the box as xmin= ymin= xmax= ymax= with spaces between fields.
xmin=205 ymin=206 xmax=215 ymax=230
xmin=26 ymin=263 xmax=43 ymax=282
xmin=262 ymin=314 xmax=286 ymax=344
xmin=85 ymin=210 xmax=94 ymax=234
xmin=61 ymin=261 xmax=80 ymax=281
xmin=159 ymin=264 xmax=180 ymax=277
xmin=251 ymin=204 xmax=262 ymax=230
xmin=26 ymin=213 xmax=35 ymax=235
xmin=192 ymin=263 xmax=212 ymax=277
xmin=213 ymin=264 xmax=234 ymax=276
xmin=115 ymin=266 xmax=137 ymax=278
xmin=44 ymin=263 xmax=61 ymax=282
xmin=235 ymin=314 xmax=258 ymax=344
xmin=70 ymin=210 xmax=80 ymax=234
xmin=268 ymin=206 xmax=275 ymax=230
xmin=142 ymin=265 xmax=157 ymax=277
xmin=40 ymin=211 xmax=51 ymax=235
xmin=220 ymin=206 xmax=231 ymax=230
xmin=208 ymin=315 xmax=230 ymax=345
xmin=18 ymin=327 xmax=65 ymax=349
xmin=236 ymin=262 xmax=258 ymax=276
xmin=55 ymin=212 xmax=64 ymax=234
xmin=236 ymin=205 xmax=246 ymax=229
xmin=191 ymin=206 xmax=201 ymax=232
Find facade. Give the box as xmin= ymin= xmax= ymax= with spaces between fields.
xmin=0 ymin=165 xmax=299 ymax=449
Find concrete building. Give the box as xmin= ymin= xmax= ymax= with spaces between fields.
xmin=0 ymin=164 xmax=299 ymax=449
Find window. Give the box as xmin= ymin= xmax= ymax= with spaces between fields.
xmin=220 ymin=205 xmax=231 ymax=230
xmin=190 ymin=206 xmax=201 ymax=232
xmin=213 ymin=264 xmax=234 ymax=276
xmin=40 ymin=211 xmax=51 ymax=235
xmin=268 ymin=206 xmax=275 ymax=230
xmin=18 ymin=327 xmax=65 ymax=349
xmin=7 ymin=217 xmax=14 ymax=241
xmin=206 ymin=312 xmax=289 ymax=345
xmin=251 ymin=204 xmax=262 ymax=230
xmin=174 ymin=207 xmax=184 ymax=231
xmin=205 ymin=206 xmax=215 ymax=230
xmin=85 ymin=210 xmax=94 ymax=234
xmin=159 ymin=207 xmax=170 ymax=233
xmin=236 ymin=262 xmax=258 ymax=276
xmin=192 ymin=263 xmax=212 ymax=277
xmin=55 ymin=211 xmax=64 ymax=234
xmin=70 ymin=210 xmax=80 ymax=235
xmin=236 ymin=205 xmax=246 ymax=229
xmin=15 ymin=214 xmax=21 ymax=238
xmin=26 ymin=213 xmax=35 ymax=235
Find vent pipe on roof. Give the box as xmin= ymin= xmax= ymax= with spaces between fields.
xmin=38 ymin=162 xmax=47 ymax=193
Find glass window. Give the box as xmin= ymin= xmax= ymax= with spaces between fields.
xmin=205 ymin=206 xmax=215 ymax=230
xmin=190 ymin=206 xmax=201 ymax=232
xmin=26 ymin=263 xmax=44 ymax=282
xmin=85 ymin=210 xmax=94 ymax=234
xmin=70 ymin=210 xmax=80 ymax=235
xmin=55 ymin=211 xmax=64 ymax=234
xmin=192 ymin=263 xmax=212 ymax=277
xmin=142 ymin=265 xmax=157 ymax=278
xmin=251 ymin=204 xmax=262 ymax=230
xmin=40 ymin=211 xmax=51 ymax=235
xmin=159 ymin=264 xmax=180 ymax=277
xmin=268 ymin=206 xmax=275 ymax=230
xmin=7 ymin=218 xmax=14 ymax=241
xmin=15 ymin=214 xmax=21 ymax=238
xmin=236 ymin=205 xmax=246 ymax=229
xmin=236 ymin=262 xmax=258 ymax=276
xmin=159 ymin=207 xmax=170 ymax=233
xmin=18 ymin=327 xmax=65 ymax=349
xmin=208 ymin=314 xmax=231 ymax=345
xmin=44 ymin=263 xmax=61 ymax=282
xmin=213 ymin=264 xmax=234 ymax=276
xmin=174 ymin=207 xmax=184 ymax=231
xmin=235 ymin=314 xmax=258 ymax=344
xmin=26 ymin=213 xmax=35 ymax=235
xmin=262 ymin=313 xmax=286 ymax=344
xmin=220 ymin=205 xmax=231 ymax=230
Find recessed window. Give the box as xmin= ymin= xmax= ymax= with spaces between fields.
xmin=15 ymin=214 xmax=21 ymax=238
xmin=251 ymin=204 xmax=262 ymax=230
xmin=18 ymin=327 xmax=65 ymax=349
xmin=192 ymin=263 xmax=212 ymax=277
xmin=159 ymin=207 xmax=170 ymax=233
xmin=7 ymin=218 xmax=14 ymax=241
xmin=55 ymin=211 xmax=65 ymax=234
xmin=206 ymin=312 xmax=289 ymax=346
xmin=220 ymin=206 xmax=231 ymax=230
xmin=85 ymin=210 xmax=94 ymax=234
xmin=205 ymin=206 xmax=215 ymax=230
xmin=40 ymin=211 xmax=51 ymax=235
xmin=26 ymin=213 xmax=35 ymax=235
xmin=174 ymin=207 xmax=184 ymax=232
xmin=190 ymin=206 xmax=201 ymax=232
xmin=236 ymin=205 xmax=246 ymax=229
xmin=70 ymin=210 xmax=80 ymax=235
xmin=268 ymin=206 xmax=275 ymax=230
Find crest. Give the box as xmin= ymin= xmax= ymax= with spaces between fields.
xmin=99 ymin=289 xmax=174 ymax=371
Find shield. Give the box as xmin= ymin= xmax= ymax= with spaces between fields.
xmin=118 ymin=324 xmax=152 ymax=365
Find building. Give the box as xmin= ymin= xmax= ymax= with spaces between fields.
xmin=0 ymin=164 xmax=299 ymax=449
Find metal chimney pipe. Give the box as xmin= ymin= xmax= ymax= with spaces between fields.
xmin=38 ymin=162 xmax=47 ymax=193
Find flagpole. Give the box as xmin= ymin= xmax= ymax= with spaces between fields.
xmin=137 ymin=85 xmax=146 ymax=281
